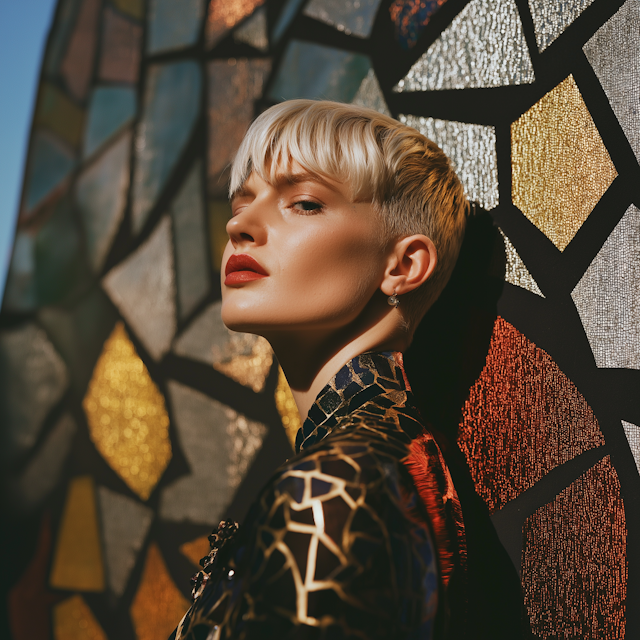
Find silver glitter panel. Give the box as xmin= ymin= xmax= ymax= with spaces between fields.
xmin=529 ymin=0 xmax=596 ymax=52
xmin=303 ymin=0 xmax=382 ymax=38
xmin=400 ymin=114 xmax=499 ymax=210
xmin=571 ymin=205 xmax=640 ymax=370
xmin=393 ymin=0 xmax=534 ymax=92
xmin=499 ymin=229 xmax=544 ymax=297
xmin=233 ymin=6 xmax=268 ymax=51
xmin=102 ymin=216 xmax=177 ymax=361
xmin=622 ymin=420 xmax=640 ymax=476
xmin=160 ymin=381 xmax=267 ymax=524
xmin=352 ymin=68 xmax=391 ymax=116
xmin=0 ymin=323 xmax=69 ymax=463
xmin=584 ymin=0 xmax=640 ymax=164
xmin=98 ymin=485 xmax=153 ymax=596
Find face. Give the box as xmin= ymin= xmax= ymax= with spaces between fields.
xmin=221 ymin=165 xmax=389 ymax=339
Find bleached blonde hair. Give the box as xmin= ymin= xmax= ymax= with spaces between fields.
xmin=229 ymin=99 xmax=468 ymax=331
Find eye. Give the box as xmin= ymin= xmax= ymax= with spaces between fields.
xmin=292 ymin=200 xmax=323 ymax=213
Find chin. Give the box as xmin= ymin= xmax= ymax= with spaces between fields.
xmin=220 ymin=298 xmax=269 ymax=335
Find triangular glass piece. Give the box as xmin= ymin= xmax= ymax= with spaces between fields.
xmin=499 ymin=229 xmax=544 ymax=297
xmin=529 ymin=0 xmax=596 ymax=52
xmin=234 ymin=6 xmax=268 ymax=51
xmin=352 ymin=69 xmax=391 ymax=116
xmin=303 ymin=0 xmax=382 ymax=38
xmin=622 ymin=420 xmax=640 ymax=475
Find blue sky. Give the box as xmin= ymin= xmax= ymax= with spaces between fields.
xmin=0 ymin=0 xmax=58 ymax=304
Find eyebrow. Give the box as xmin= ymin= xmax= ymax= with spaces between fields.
xmin=231 ymin=171 xmax=339 ymax=202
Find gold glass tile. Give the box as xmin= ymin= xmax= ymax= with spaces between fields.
xmin=511 ymin=75 xmax=617 ymax=251
xmin=34 ymin=84 xmax=85 ymax=149
xmin=53 ymin=595 xmax=108 ymax=640
xmin=275 ymin=366 xmax=301 ymax=450
xmin=206 ymin=0 xmax=266 ymax=48
xmin=112 ymin=0 xmax=144 ymax=20
xmin=179 ymin=535 xmax=210 ymax=568
xmin=208 ymin=200 xmax=231 ymax=271
xmin=213 ymin=332 xmax=273 ymax=393
xmin=83 ymin=322 xmax=172 ymax=500
xmin=131 ymin=543 xmax=190 ymax=640
xmin=50 ymin=476 xmax=105 ymax=591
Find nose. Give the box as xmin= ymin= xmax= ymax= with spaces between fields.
xmin=226 ymin=201 xmax=267 ymax=247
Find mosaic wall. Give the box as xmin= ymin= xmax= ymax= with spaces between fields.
xmin=2 ymin=0 xmax=639 ymax=638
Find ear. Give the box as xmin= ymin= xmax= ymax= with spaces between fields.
xmin=380 ymin=235 xmax=437 ymax=297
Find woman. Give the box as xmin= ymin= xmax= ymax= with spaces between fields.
xmin=171 ymin=100 xmax=469 ymax=640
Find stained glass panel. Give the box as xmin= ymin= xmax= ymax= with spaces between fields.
xmin=99 ymin=8 xmax=142 ymax=84
xmin=498 ymin=229 xmax=544 ymax=297
xmin=621 ymin=420 xmax=640 ymax=476
xmin=53 ymin=595 xmax=108 ymax=640
xmin=233 ymin=6 xmax=268 ymax=51
xmin=303 ymin=0 xmax=382 ymax=38
xmin=528 ymin=0 xmax=596 ymax=52
xmin=390 ymin=0 xmax=448 ymax=49
xmin=34 ymin=83 xmax=84 ymax=150
xmin=352 ymin=69 xmax=390 ymax=116
xmin=147 ymin=0 xmax=204 ymax=54
xmin=113 ymin=0 xmax=144 ymax=20
xmin=206 ymin=0 xmax=266 ymax=48
xmin=3 ymin=232 xmax=37 ymax=312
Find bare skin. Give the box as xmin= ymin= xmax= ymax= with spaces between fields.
xmin=221 ymin=166 xmax=437 ymax=420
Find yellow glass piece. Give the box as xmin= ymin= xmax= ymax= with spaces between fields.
xmin=275 ymin=366 xmax=301 ymax=450
xmin=50 ymin=476 xmax=105 ymax=591
xmin=131 ymin=543 xmax=190 ymax=640
xmin=53 ymin=595 xmax=108 ymax=640
xmin=511 ymin=75 xmax=617 ymax=251
xmin=209 ymin=200 xmax=231 ymax=271
xmin=35 ymin=83 xmax=85 ymax=149
xmin=179 ymin=535 xmax=210 ymax=568
xmin=213 ymin=334 xmax=273 ymax=393
xmin=112 ymin=0 xmax=144 ymax=19
xmin=83 ymin=322 xmax=171 ymax=500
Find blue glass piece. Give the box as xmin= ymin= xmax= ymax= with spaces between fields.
xmin=83 ymin=86 xmax=136 ymax=158
xmin=24 ymin=132 xmax=75 ymax=213
xmin=335 ymin=366 xmax=352 ymax=389
xmin=268 ymin=41 xmax=370 ymax=103
xmin=147 ymin=0 xmax=204 ymax=54
xmin=131 ymin=61 xmax=201 ymax=234
xmin=272 ymin=0 xmax=306 ymax=43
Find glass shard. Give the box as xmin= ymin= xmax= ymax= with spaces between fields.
xmin=102 ymin=217 xmax=177 ymax=360
xmin=529 ymin=0 xmax=596 ymax=52
xmin=0 ymin=323 xmax=68 ymax=464
xmin=160 ymin=380 xmax=267 ymax=524
xmin=303 ymin=0 xmax=382 ymax=38
xmin=113 ymin=0 xmax=144 ymax=20
xmin=130 ymin=543 xmax=190 ymax=640
xmin=3 ymin=232 xmax=37 ymax=312
xmin=147 ymin=0 xmax=204 ymax=54
xmin=84 ymin=87 xmax=136 ymax=157
xmin=83 ymin=322 xmax=172 ymax=500
xmin=76 ymin=131 xmax=131 ymax=272
xmin=390 ymin=0 xmax=448 ymax=49
xmin=233 ymin=6 xmax=268 ymax=51
xmin=584 ymin=1 xmax=640 ymax=165
xmin=512 ymin=75 xmax=617 ymax=251
xmin=622 ymin=420 xmax=640 ymax=476
xmin=269 ymin=41 xmax=370 ymax=102
xmin=208 ymin=200 xmax=231 ymax=268
xmin=393 ymin=0 xmax=534 ymax=92
xmin=132 ymin=61 xmax=201 ymax=233
xmin=44 ymin=0 xmax=83 ymax=77
xmin=275 ymin=366 xmax=301 ymax=450
xmin=571 ymin=205 xmax=640 ymax=370
xmin=53 ymin=595 xmax=108 ymax=640
xmin=272 ymin=0 xmax=305 ymax=43
xmin=99 ymin=8 xmax=142 ymax=84
xmin=173 ymin=301 xmax=273 ymax=392
xmin=34 ymin=83 xmax=84 ymax=150
xmin=498 ymin=229 xmax=544 ymax=297
xmin=97 ymin=486 xmax=153 ymax=596
xmin=171 ymin=161 xmax=210 ymax=320
xmin=179 ymin=535 xmax=210 ymax=567
xmin=50 ymin=476 xmax=105 ymax=591
xmin=207 ymin=0 xmax=266 ymax=48
xmin=352 ymin=68 xmax=391 ymax=116
xmin=400 ymin=114 xmax=498 ymax=210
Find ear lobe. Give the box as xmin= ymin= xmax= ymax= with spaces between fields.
xmin=382 ymin=234 xmax=437 ymax=296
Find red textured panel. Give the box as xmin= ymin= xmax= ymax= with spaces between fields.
xmin=99 ymin=8 xmax=142 ymax=84
xmin=522 ymin=456 xmax=627 ymax=639
xmin=457 ymin=316 xmax=605 ymax=513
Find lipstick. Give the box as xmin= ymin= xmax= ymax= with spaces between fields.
xmin=224 ymin=254 xmax=268 ymax=286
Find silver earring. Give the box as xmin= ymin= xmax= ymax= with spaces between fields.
xmin=387 ymin=290 xmax=399 ymax=307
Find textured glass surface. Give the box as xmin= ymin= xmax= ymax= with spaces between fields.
xmin=352 ymin=68 xmax=391 ymax=115
xmin=512 ymin=75 xmax=617 ymax=251
xmin=99 ymin=8 xmax=142 ymax=84
xmin=34 ymin=83 xmax=84 ymax=149
xmin=113 ymin=0 xmax=144 ymax=19
xmin=147 ymin=0 xmax=204 ymax=54
xmin=233 ymin=6 xmax=268 ymax=51
xmin=160 ymin=380 xmax=267 ymax=524
xmin=83 ymin=87 xmax=136 ymax=157
xmin=23 ymin=131 xmax=75 ymax=214
xmin=97 ymin=486 xmax=153 ymax=596
xmin=571 ymin=205 xmax=640 ymax=370
xmin=173 ymin=301 xmax=273 ymax=392
xmin=11 ymin=414 xmax=76 ymax=513
xmin=269 ymin=41 xmax=370 ymax=102
xmin=50 ymin=476 xmax=105 ymax=591
xmin=499 ymin=229 xmax=544 ymax=297
xmin=208 ymin=59 xmax=271 ymax=182
xmin=529 ymin=0 xmax=596 ymax=52
xmin=83 ymin=322 xmax=172 ymax=500
xmin=53 ymin=595 xmax=108 ymax=640
xmin=303 ymin=0 xmax=382 ymax=38
xmin=390 ymin=0 xmax=448 ymax=49
xmin=132 ymin=61 xmax=201 ymax=233
xmin=272 ymin=0 xmax=305 ymax=42
xmin=102 ymin=217 xmax=177 ymax=360
xmin=393 ymin=0 xmax=534 ymax=92
xmin=400 ymin=114 xmax=498 ymax=210
xmin=275 ymin=367 xmax=301 ymax=450
xmin=207 ymin=0 xmax=266 ymax=48
xmin=77 ymin=131 xmax=131 ymax=273
xmin=60 ymin=0 xmax=100 ymax=100
xmin=584 ymin=1 xmax=640 ymax=164
xmin=0 ymin=323 xmax=68 ymax=463
xmin=179 ymin=535 xmax=210 ymax=568
xmin=172 ymin=162 xmax=209 ymax=320
xmin=130 ymin=543 xmax=190 ymax=640
xmin=522 ymin=457 xmax=626 ymax=639
xmin=622 ymin=420 xmax=640 ymax=476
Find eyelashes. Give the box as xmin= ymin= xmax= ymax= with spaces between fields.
xmin=292 ymin=200 xmax=323 ymax=213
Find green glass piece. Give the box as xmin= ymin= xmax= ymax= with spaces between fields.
xmin=83 ymin=87 xmax=136 ymax=158
xmin=147 ymin=0 xmax=204 ymax=54
xmin=3 ymin=232 xmax=37 ymax=312
xmin=268 ymin=41 xmax=371 ymax=102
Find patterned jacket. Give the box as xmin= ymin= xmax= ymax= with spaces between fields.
xmin=171 ymin=352 xmax=467 ymax=640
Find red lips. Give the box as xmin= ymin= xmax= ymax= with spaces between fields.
xmin=224 ymin=254 xmax=269 ymax=286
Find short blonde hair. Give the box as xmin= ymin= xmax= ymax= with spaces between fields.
xmin=230 ymin=99 xmax=468 ymax=330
